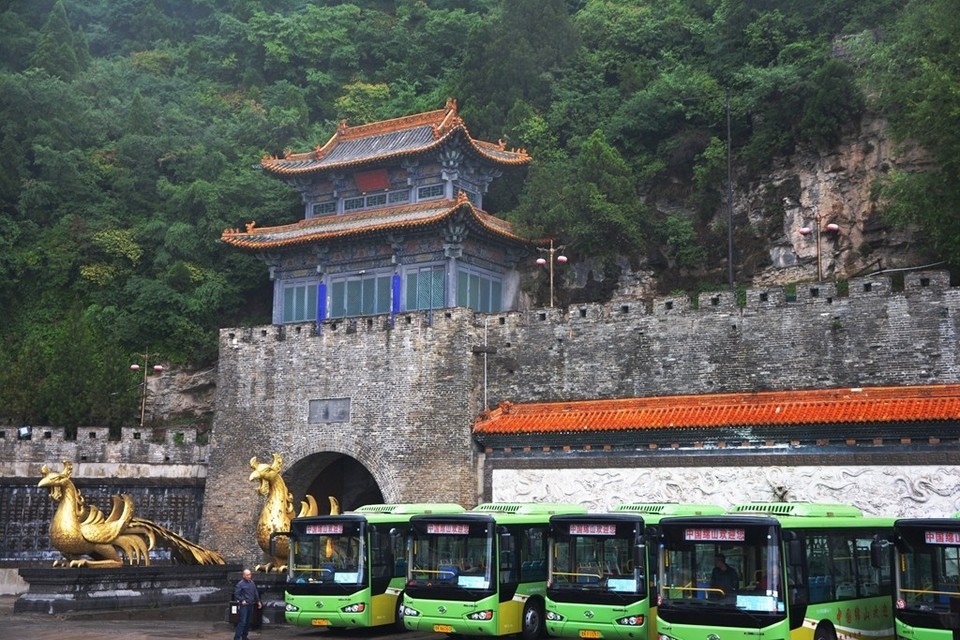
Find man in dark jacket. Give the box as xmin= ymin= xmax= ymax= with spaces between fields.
xmin=710 ymin=554 xmax=739 ymax=598
xmin=233 ymin=568 xmax=262 ymax=640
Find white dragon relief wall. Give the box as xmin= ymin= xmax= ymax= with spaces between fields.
xmin=492 ymin=465 xmax=960 ymax=517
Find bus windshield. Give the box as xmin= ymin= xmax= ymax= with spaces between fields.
xmin=659 ymin=521 xmax=785 ymax=615
xmin=550 ymin=521 xmax=644 ymax=598
xmin=896 ymin=524 xmax=960 ymax=616
xmin=290 ymin=519 xmax=364 ymax=586
xmin=408 ymin=520 xmax=493 ymax=591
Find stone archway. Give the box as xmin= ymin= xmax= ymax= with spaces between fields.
xmin=284 ymin=452 xmax=383 ymax=513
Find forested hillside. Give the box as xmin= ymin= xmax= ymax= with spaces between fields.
xmin=1 ymin=0 xmax=957 ymax=431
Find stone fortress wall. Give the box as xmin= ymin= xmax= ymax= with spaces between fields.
xmin=2 ymin=271 xmax=958 ymax=567
xmin=201 ymin=270 xmax=960 ymax=561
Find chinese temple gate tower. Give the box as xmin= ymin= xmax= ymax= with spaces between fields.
xmin=222 ymin=99 xmax=532 ymax=323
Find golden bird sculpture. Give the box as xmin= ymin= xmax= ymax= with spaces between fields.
xmin=38 ymin=460 xmax=224 ymax=567
xmin=249 ymin=453 xmax=339 ymax=572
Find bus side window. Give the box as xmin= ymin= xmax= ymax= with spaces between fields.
xmin=806 ymin=533 xmax=832 ymax=603
xmin=522 ymin=527 xmax=547 ymax=581
xmin=500 ymin=531 xmax=515 ymax=584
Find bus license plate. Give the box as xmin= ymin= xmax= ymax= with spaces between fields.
xmin=434 ymin=624 xmax=454 ymax=633
xmin=311 ymin=619 xmax=330 ymax=626
xmin=580 ymin=631 xmax=601 ymax=638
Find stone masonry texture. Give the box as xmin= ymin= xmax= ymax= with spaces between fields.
xmin=200 ymin=271 xmax=960 ymax=562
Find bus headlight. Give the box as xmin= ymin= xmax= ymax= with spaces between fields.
xmin=546 ymin=611 xmax=565 ymax=621
xmin=402 ymin=605 xmax=421 ymax=617
xmin=285 ymin=603 xmax=300 ymax=612
xmin=616 ymin=615 xmax=644 ymax=626
xmin=340 ymin=603 xmax=366 ymax=613
xmin=467 ymin=610 xmax=494 ymax=621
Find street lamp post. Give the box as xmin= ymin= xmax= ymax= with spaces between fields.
xmin=130 ymin=353 xmax=164 ymax=428
xmin=799 ymin=213 xmax=840 ymax=282
xmin=536 ymin=239 xmax=567 ymax=308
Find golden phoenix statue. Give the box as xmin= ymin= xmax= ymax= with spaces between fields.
xmin=249 ymin=453 xmax=339 ymax=571
xmin=39 ymin=460 xmax=224 ymax=567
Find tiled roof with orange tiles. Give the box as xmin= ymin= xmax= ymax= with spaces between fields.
xmin=220 ymin=194 xmax=526 ymax=250
xmin=472 ymin=385 xmax=960 ymax=435
xmin=261 ymin=99 xmax=530 ymax=176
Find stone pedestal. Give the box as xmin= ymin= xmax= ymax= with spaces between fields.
xmin=15 ymin=564 xmax=241 ymax=616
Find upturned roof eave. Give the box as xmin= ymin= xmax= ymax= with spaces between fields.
xmin=220 ymin=198 xmax=532 ymax=252
xmin=261 ymin=126 xmax=530 ymax=178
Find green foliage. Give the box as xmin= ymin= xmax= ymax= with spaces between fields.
xmin=661 ymin=214 xmax=708 ymax=270
xmin=857 ymin=0 xmax=960 ymax=266
xmin=30 ymin=1 xmax=84 ymax=80
xmin=511 ymin=129 xmax=645 ymax=260
xmin=0 ymin=0 xmax=951 ymax=428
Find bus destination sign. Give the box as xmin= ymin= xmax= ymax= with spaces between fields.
xmin=569 ymin=523 xmax=617 ymax=536
xmin=306 ymin=523 xmax=343 ymax=535
xmin=684 ymin=528 xmax=745 ymax=542
xmin=427 ymin=523 xmax=470 ymax=535
xmin=924 ymin=530 xmax=960 ymax=544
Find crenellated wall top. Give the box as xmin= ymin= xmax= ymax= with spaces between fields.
xmin=0 ymin=425 xmax=209 ymax=468
xmin=220 ymin=270 xmax=956 ymax=344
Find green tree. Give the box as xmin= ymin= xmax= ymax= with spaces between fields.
xmin=861 ymin=0 xmax=960 ymax=265
xmin=512 ymin=129 xmax=645 ymax=260
xmin=30 ymin=0 xmax=82 ymax=80
xmin=456 ymin=0 xmax=578 ymax=138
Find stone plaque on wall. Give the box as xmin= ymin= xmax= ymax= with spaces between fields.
xmin=308 ymin=398 xmax=351 ymax=423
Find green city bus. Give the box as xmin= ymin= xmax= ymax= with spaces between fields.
xmin=402 ymin=502 xmax=587 ymax=639
xmin=655 ymin=503 xmax=895 ymax=640
xmin=546 ymin=503 xmax=725 ymax=640
xmin=281 ymin=503 xmax=464 ymax=629
xmin=891 ymin=515 xmax=960 ymax=639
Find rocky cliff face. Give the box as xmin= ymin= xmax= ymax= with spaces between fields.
xmin=146 ymin=365 xmax=216 ymax=433
xmin=567 ymin=113 xmax=938 ymax=303
xmin=747 ymin=114 xmax=934 ymax=286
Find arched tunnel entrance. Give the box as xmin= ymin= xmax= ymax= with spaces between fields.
xmin=284 ymin=452 xmax=383 ymax=513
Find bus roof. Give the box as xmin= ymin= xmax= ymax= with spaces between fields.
xmin=472 ymin=503 xmax=586 ymax=515
xmin=351 ymin=503 xmax=465 ymax=515
xmin=727 ymin=502 xmax=864 ymax=518
xmin=612 ymin=503 xmax=725 ymax=516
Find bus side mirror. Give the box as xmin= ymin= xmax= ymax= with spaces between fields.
xmin=788 ymin=539 xmax=803 ymax=567
xmin=870 ymin=538 xmax=886 ymax=569
xmin=269 ymin=530 xmax=291 ymax=558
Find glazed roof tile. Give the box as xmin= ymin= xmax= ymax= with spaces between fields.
xmin=220 ymin=194 xmax=526 ymax=250
xmin=472 ymin=385 xmax=960 ymax=435
xmin=261 ymin=99 xmax=530 ymax=176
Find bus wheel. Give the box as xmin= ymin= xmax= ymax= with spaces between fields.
xmin=394 ymin=596 xmax=406 ymax=632
xmin=813 ymin=623 xmax=837 ymax=640
xmin=521 ymin=600 xmax=545 ymax=640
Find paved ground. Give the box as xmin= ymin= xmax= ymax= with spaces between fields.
xmin=0 ymin=596 xmax=443 ymax=640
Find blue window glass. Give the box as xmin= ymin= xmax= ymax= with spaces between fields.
xmin=329 ymin=273 xmax=393 ymax=318
xmin=406 ymin=266 xmax=446 ymax=310
xmin=455 ymin=268 xmax=502 ymax=313
xmin=282 ymin=283 xmax=318 ymax=323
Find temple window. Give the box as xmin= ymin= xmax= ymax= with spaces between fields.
xmin=310 ymin=201 xmax=337 ymax=217
xmin=417 ymin=183 xmax=444 ymax=201
xmin=457 ymin=267 xmax=502 ymax=313
xmin=405 ymin=265 xmax=446 ymax=311
xmin=342 ymin=189 xmax=410 ymax=213
xmin=282 ymin=281 xmax=319 ymax=323
xmin=388 ymin=190 xmax=410 ymax=204
xmin=330 ymin=272 xmax=392 ymax=318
